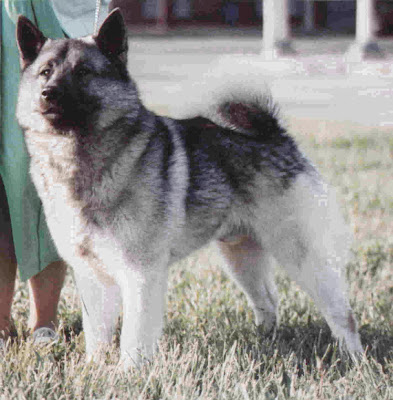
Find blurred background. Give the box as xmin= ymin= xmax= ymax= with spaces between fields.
xmin=109 ymin=0 xmax=393 ymax=36
xmin=102 ymin=1 xmax=393 ymax=127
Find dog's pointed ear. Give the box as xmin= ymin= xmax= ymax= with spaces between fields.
xmin=95 ymin=8 xmax=128 ymax=64
xmin=16 ymin=16 xmax=46 ymax=69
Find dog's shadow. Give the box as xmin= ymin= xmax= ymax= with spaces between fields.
xmin=164 ymin=313 xmax=393 ymax=372
xmin=260 ymin=323 xmax=392 ymax=364
xmin=258 ymin=323 xmax=393 ymax=373
xmin=62 ymin=313 xmax=393 ymax=371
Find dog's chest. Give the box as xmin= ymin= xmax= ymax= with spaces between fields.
xmin=27 ymin=134 xmax=121 ymax=283
xmin=30 ymin=154 xmax=87 ymax=252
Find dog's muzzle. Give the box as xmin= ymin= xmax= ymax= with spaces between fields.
xmin=41 ymin=86 xmax=61 ymax=102
xmin=40 ymin=86 xmax=65 ymax=119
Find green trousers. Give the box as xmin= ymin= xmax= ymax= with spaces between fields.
xmin=0 ymin=0 xmax=64 ymax=281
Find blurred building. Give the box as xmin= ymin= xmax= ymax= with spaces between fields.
xmin=109 ymin=0 xmax=393 ymax=36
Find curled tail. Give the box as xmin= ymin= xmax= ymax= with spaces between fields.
xmin=214 ymin=93 xmax=283 ymax=137
xmin=169 ymin=61 xmax=285 ymax=137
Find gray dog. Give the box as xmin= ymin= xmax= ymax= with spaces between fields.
xmin=16 ymin=9 xmax=363 ymax=366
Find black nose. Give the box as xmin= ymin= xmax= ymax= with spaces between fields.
xmin=41 ymin=87 xmax=60 ymax=102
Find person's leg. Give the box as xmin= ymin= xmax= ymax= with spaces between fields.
xmin=0 ymin=260 xmax=17 ymax=340
xmin=0 ymin=177 xmax=18 ymax=340
xmin=0 ymin=177 xmax=67 ymax=336
xmin=28 ymin=260 xmax=67 ymax=332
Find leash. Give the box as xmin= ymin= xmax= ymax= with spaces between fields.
xmin=94 ymin=0 xmax=102 ymax=35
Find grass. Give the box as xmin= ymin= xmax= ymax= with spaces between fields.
xmin=1 ymin=118 xmax=393 ymax=399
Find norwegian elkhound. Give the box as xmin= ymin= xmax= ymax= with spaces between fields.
xmin=16 ymin=9 xmax=363 ymax=366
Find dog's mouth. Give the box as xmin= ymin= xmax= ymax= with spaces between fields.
xmin=39 ymin=94 xmax=93 ymax=130
xmin=41 ymin=106 xmax=63 ymax=119
xmin=40 ymin=104 xmax=78 ymax=131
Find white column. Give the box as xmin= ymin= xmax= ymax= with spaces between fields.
xmin=304 ymin=0 xmax=314 ymax=33
xmin=156 ymin=0 xmax=168 ymax=32
xmin=262 ymin=0 xmax=295 ymax=59
xmin=346 ymin=0 xmax=383 ymax=61
xmin=357 ymin=0 xmax=375 ymax=42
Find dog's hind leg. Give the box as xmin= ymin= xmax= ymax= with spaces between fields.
xmin=73 ymin=268 xmax=121 ymax=359
xmin=217 ymin=236 xmax=278 ymax=332
xmin=273 ymin=240 xmax=363 ymax=356
xmin=269 ymin=177 xmax=363 ymax=356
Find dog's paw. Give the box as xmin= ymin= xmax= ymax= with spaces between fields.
xmin=255 ymin=309 xmax=277 ymax=333
xmin=340 ymin=336 xmax=364 ymax=363
xmin=85 ymin=342 xmax=118 ymax=366
xmin=119 ymin=348 xmax=152 ymax=371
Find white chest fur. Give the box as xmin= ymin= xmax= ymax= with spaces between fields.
xmin=26 ymin=131 xmax=119 ymax=285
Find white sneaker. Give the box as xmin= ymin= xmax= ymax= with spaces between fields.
xmin=32 ymin=327 xmax=59 ymax=345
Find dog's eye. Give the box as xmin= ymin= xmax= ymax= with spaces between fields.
xmin=40 ymin=68 xmax=51 ymax=77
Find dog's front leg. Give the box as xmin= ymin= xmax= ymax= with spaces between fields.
xmin=117 ymin=265 xmax=169 ymax=368
xmin=73 ymin=267 xmax=122 ymax=360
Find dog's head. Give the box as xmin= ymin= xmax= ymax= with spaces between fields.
xmin=16 ymin=9 xmax=135 ymax=133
